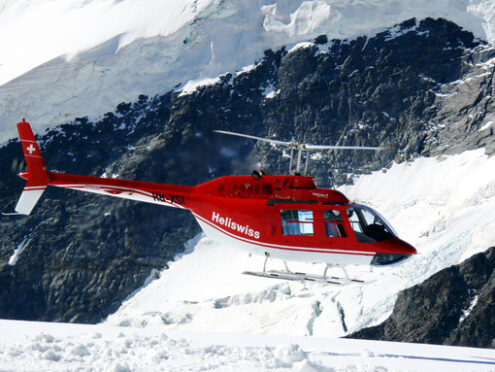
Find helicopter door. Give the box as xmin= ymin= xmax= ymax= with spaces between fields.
xmin=323 ymin=210 xmax=346 ymax=238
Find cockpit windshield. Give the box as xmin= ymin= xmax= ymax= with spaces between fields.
xmin=346 ymin=204 xmax=397 ymax=243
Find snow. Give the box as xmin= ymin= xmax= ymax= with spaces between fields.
xmin=459 ymin=295 xmax=478 ymax=323
xmin=102 ymin=149 xmax=495 ymax=341
xmin=479 ymin=120 xmax=493 ymax=131
xmin=178 ymin=77 xmax=222 ymax=97
xmin=310 ymin=152 xmax=323 ymax=160
xmin=0 ymin=0 xmax=213 ymax=86
xmin=385 ymin=22 xmax=421 ymax=41
xmin=287 ymin=41 xmax=317 ymax=53
xmin=8 ymin=236 xmax=29 ymax=266
xmin=236 ymin=64 xmax=258 ymax=76
xmin=263 ymin=86 xmax=281 ymax=98
xmin=262 ymin=1 xmax=334 ymax=37
xmin=0 ymin=319 xmax=494 ymax=371
xmin=2 ymin=0 xmax=495 ymax=142
xmin=468 ymin=0 xmax=495 ymax=44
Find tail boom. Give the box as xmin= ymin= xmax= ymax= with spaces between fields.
xmin=10 ymin=119 xmax=196 ymax=215
xmin=48 ymin=172 xmax=195 ymax=210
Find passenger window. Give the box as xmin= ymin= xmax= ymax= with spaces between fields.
xmin=324 ymin=210 xmax=346 ymax=237
xmin=281 ymin=210 xmax=314 ymax=236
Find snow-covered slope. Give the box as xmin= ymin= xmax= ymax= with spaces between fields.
xmin=104 ymin=148 xmax=495 ymax=337
xmin=1 ymin=319 xmax=494 ymax=371
xmin=1 ymin=0 xmax=495 ymax=142
xmin=0 ymin=0 xmax=213 ymax=86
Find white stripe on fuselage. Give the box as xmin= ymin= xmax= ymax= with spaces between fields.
xmin=53 ymin=183 xmax=185 ymax=209
xmin=193 ymin=212 xmax=375 ymax=257
xmin=194 ymin=216 xmax=374 ymax=265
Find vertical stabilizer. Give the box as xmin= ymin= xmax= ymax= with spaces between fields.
xmin=13 ymin=119 xmax=50 ymax=215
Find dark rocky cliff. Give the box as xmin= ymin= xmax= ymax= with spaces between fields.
xmin=0 ymin=18 xmax=494 ymax=324
xmin=349 ymin=247 xmax=495 ymax=348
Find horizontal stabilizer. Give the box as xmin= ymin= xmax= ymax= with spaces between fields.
xmin=14 ymin=185 xmax=47 ymax=215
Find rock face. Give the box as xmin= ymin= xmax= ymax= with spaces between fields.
xmin=0 ymin=18 xmax=494 ymax=323
xmin=350 ymin=247 xmax=495 ymax=348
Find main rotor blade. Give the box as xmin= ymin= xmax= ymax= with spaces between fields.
xmin=304 ymin=144 xmax=388 ymax=151
xmin=214 ymin=130 xmax=292 ymax=147
xmin=214 ymin=130 xmax=393 ymax=151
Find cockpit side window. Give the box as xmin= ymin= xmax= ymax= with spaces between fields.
xmin=347 ymin=205 xmax=396 ymax=243
xmin=324 ymin=210 xmax=346 ymax=237
xmin=281 ymin=210 xmax=314 ymax=236
xmin=347 ymin=208 xmax=363 ymax=233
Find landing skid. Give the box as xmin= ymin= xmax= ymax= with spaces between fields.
xmin=243 ymin=253 xmax=365 ymax=285
xmin=243 ymin=270 xmax=364 ymax=285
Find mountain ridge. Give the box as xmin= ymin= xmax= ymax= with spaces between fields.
xmin=349 ymin=246 xmax=495 ymax=348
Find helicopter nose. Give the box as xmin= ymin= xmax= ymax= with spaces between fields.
xmin=370 ymin=238 xmax=417 ymax=266
xmin=394 ymin=238 xmax=417 ymax=255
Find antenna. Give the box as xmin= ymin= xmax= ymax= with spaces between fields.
xmin=214 ymin=130 xmax=390 ymax=175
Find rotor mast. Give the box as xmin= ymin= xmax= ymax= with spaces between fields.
xmin=214 ymin=130 xmax=388 ymax=175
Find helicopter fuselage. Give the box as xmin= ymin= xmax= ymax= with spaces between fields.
xmin=12 ymin=120 xmax=416 ymax=268
xmin=24 ymin=171 xmax=415 ymax=266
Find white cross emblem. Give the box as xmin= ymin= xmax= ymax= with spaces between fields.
xmin=26 ymin=144 xmax=36 ymax=154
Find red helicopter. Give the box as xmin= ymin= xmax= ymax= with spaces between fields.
xmin=7 ymin=119 xmax=416 ymax=284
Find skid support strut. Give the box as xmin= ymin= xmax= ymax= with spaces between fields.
xmin=263 ymin=252 xmax=270 ymax=273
